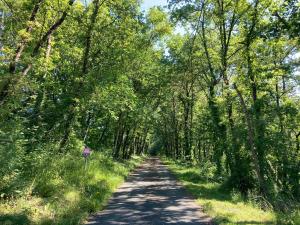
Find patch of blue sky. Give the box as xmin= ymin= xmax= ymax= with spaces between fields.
xmin=141 ymin=0 xmax=168 ymax=11
xmin=81 ymin=0 xmax=168 ymax=10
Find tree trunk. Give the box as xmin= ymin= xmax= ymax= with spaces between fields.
xmin=0 ymin=0 xmax=76 ymax=105
xmin=233 ymin=83 xmax=267 ymax=196
xmin=9 ymin=0 xmax=45 ymax=73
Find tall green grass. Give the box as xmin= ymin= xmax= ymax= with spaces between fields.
xmin=0 ymin=150 xmax=144 ymax=225
xmin=163 ymin=158 xmax=300 ymax=225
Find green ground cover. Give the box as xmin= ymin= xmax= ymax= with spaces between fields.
xmin=0 ymin=151 xmax=143 ymax=225
xmin=163 ymin=159 xmax=299 ymax=225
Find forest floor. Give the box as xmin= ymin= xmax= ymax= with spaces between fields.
xmin=85 ymin=157 xmax=213 ymax=225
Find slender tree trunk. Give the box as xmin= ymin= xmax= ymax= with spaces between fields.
xmin=233 ymin=83 xmax=267 ymax=196
xmin=58 ymin=0 xmax=103 ymax=150
xmin=208 ymin=83 xmax=224 ymax=175
xmin=0 ymin=0 xmax=45 ymax=103
xmin=296 ymin=132 xmax=300 ymax=153
xmin=9 ymin=0 xmax=45 ymax=73
xmin=172 ymin=95 xmax=180 ymax=159
xmin=82 ymin=0 xmax=103 ymax=73
xmin=0 ymin=0 xmax=76 ymax=105
xmin=226 ymin=96 xmax=237 ymax=174
xmin=97 ymin=119 xmax=110 ymax=146
xmin=113 ymin=114 xmax=125 ymax=159
xmin=59 ymin=110 xmax=75 ymax=151
xmin=122 ymin=128 xmax=131 ymax=159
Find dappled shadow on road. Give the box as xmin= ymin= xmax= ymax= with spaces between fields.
xmin=86 ymin=158 xmax=212 ymax=225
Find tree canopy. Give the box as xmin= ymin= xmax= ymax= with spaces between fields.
xmin=0 ymin=0 xmax=299 ymax=219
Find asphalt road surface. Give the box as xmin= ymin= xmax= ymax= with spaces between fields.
xmin=86 ymin=157 xmax=213 ymax=225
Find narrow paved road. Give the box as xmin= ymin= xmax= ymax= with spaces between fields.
xmin=86 ymin=157 xmax=212 ymax=225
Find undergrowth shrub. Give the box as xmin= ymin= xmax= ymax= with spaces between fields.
xmin=0 ymin=140 xmax=143 ymax=225
xmin=198 ymin=161 xmax=217 ymax=181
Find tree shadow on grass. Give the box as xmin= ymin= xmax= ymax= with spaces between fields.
xmin=170 ymin=168 xmax=276 ymax=225
xmin=171 ymin=169 xmax=231 ymax=202
xmin=185 ymin=183 xmax=231 ymax=201
xmin=213 ymin=216 xmax=275 ymax=225
xmin=206 ymin=210 xmax=275 ymax=224
xmin=235 ymin=222 xmax=275 ymax=224
xmin=0 ymin=213 xmax=31 ymax=225
xmin=177 ymin=170 xmax=208 ymax=183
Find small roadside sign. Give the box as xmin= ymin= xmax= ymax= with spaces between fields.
xmin=82 ymin=146 xmax=91 ymax=158
xmin=82 ymin=145 xmax=91 ymax=170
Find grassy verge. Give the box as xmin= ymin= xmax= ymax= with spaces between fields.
xmin=0 ymin=152 xmax=144 ymax=225
xmin=163 ymin=158 xmax=292 ymax=225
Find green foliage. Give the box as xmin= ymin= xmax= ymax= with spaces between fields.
xmin=147 ymin=7 xmax=173 ymax=37
xmin=0 ymin=149 xmax=143 ymax=224
xmin=0 ymin=0 xmax=299 ymax=223
xmin=163 ymin=158 xmax=292 ymax=225
xmin=156 ymin=0 xmax=300 ymax=215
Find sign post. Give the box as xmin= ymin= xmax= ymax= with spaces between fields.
xmin=82 ymin=145 xmax=91 ymax=170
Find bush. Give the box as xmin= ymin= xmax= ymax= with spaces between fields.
xmin=0 ymin=146 xmax=143 ymax=225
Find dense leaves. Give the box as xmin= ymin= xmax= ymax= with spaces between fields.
xmin=0 ymin=0 xmax=299 ymax=223
xmin=155 ymin=0 xmax=299 ymax=212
